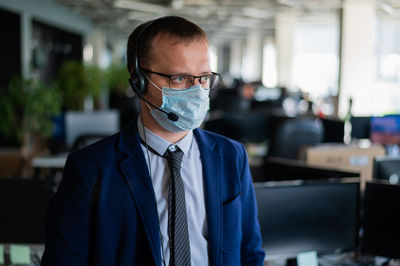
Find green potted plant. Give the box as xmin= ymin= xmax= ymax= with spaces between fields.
xmin=56 ymin=60 xmax=106 ymax=111
xmin=0 ymin=77 xmax=61 ymax=177
xmin=106 ymin=64 xmax=139 ymax=128
xmin=0 ymin=77 xmax=61 ymax=145
xmin=85 ymin=64 xmax=106 ymax=110
xmin=56 ymin=60 xmax=88 ymax=111
xmin=106 ymin=64 xmax=130 ymax=96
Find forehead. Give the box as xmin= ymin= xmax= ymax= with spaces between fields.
xmin=148 ymin=33 xmax=210 ymax=72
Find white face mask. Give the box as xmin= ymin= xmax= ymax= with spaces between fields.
xmin=146 ymin=77 xmax=210 ymax=132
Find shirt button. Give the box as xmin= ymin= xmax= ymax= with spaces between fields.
xmin=168 ymin=145 xmax=177 ymax=152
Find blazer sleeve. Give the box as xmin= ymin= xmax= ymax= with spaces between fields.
xmin=239 ymin=144 xmax=265 ymax=265
xmin=41 ymin=153 xmax=92 ymax=266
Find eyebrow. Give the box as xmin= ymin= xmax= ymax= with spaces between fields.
xmin=171 ymin=71 xmax=212 ymax=76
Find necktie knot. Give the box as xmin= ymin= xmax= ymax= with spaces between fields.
xmin=164 ymin=146 xmax=184 ymax=171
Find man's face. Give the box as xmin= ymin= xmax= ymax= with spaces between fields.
xmin=144 ymin=33 xmax=211 ymax=107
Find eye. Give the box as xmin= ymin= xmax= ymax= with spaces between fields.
xmin=201 ymin=75 xmax=210 ymax=82
xmin=171 ymin=75 xmax=187 ymax=84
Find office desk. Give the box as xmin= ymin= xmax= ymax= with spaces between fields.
xmin=31 ymin=154 xmax=67 ymax=187
xmin=31 ymin=154 xmax=67 ymax=169
xmin=264 ymin=252 xmax=392 ymax=266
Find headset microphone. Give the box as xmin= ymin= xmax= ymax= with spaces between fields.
xmin=128 ymin=78 xmax=179 ymax=122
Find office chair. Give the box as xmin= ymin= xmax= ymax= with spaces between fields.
xmin=267 ymin=117 xmax=324 ymax=159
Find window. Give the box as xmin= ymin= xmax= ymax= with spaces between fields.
xmin=293 ymin=17 xmax=340 ymax=101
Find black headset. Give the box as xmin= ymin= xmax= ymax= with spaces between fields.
xmin=128 ymin=19 xmax=155 ymax=95
xmin=128 ymin=16 xmax=179 ymax=122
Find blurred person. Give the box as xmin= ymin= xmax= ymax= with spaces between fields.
xmin=41 ymin=16 xmax=264 ymax=266
xmin=240 ymin=82 xmax=256 ymax=101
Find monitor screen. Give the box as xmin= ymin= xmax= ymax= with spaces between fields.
xmin=362 ymin=182 xmax=400 ymax=259
xmin=351 ymin=116 xmax=371 ymax=139
xmin=255 ymin=181 xmax=360 ymax=257
xmin=373 ymin=156 xmax=400 ymax=184
xmin=321 ymin=118 xmax=344 ymax=143
xmin=370 ymin=115 xmax=400 ymax=145
xmin=65 ymin=110 xmax=120 ymax=149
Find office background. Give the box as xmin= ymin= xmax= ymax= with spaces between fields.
xmin=1 ymin=0 xmax=400 ymax=265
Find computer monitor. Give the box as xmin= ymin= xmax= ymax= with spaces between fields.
xmin=321 ymin=118 xmax=344 ymax=143
xmin=350 ymin=116 xmax=371 ymax=140
xmin=255 ymin=180 xmax=360 ymax=258
xmin=0 ymin=179 xmax=54 ymax=244
xmin=373 ymin=156 xmax=400 ymax=184
xmin=203 ymin=111 xmax=269 ymax=143
xmin=370 ymin=115 xmax=400 ymax=145
xmin=362 ymin=181 xmax=400 ymax=259
xmin=65 ymin=110 xmax=120 ymax=149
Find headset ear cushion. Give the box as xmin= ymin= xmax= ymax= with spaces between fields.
xmin=137 ymin=68 xmax=148 ymax=94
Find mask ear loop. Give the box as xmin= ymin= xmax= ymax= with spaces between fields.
xmin=138 ymin=101 xmax=167 ymax=266
xmin=144 ymin=72 xmax=162 ymax=92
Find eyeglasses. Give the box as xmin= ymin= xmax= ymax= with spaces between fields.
xmin=143 ymin=69 xmax=220 ymax=90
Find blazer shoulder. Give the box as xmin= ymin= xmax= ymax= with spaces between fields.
xmin=70 ymin=132 xmax=120 ymax=158
xmin=67 ymin=132 xmax=124 ymax=177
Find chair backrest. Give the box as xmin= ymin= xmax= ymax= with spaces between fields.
xmin=268 ymin=117 xmax=324 ymax=159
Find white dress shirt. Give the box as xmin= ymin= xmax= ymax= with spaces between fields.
xmin=137 ymin=119 xmax=209 ymax=266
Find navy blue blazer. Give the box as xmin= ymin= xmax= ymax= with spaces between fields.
xmin=41 ymin=120 xmax=265 ymax=266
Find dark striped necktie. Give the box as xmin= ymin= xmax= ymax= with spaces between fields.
xmin=164 ymin=145 xmax=191 ymax=266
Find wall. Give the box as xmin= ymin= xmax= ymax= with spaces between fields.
xmin=0 ymin=0 xmax=92 ymax=78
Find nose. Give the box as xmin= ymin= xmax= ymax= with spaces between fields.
xmin=192 ymin=76 xmax=202 ymax=86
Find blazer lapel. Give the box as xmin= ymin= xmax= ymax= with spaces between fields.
xmin=194 ymin=129 xmax=222 ymax=266
xmin=117 ymin=121 xmax=161 ymax=266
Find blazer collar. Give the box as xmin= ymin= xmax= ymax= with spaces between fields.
xmin=117 ymin=119 xmax=162 ymax=266
xmin=194 ymin=129 xmax=222 ymax=266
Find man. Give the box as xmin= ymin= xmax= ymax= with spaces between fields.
xmin=42 ymin=16 xmax=264 ymax=266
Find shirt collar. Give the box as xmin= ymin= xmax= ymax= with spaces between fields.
xmin=137 ymin=117 xmax=193 ymax=156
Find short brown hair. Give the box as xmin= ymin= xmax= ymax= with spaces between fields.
xmin=126 ymin=16 xmax=208 ymax=74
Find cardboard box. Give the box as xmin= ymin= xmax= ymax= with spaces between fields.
xmin=302 ymin=144 xmax=385 ymax=189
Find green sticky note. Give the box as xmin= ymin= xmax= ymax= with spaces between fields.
xmin=0 ymin=244 xmax=4 ymax=264
xmin=10 ymin=244 xmax=31 ymax=264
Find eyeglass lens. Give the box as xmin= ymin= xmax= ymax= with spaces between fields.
xmin=169 ymin=74 xmax=219 ymax=90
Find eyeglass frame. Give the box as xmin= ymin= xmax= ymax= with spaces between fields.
xmin=142 ymin=68 xmax=220 ymax=90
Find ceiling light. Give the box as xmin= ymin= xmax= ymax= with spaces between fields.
xmin=114 ymin=0 xmax=167 ymax=14
xmin=172 ymin=0 xmax=184 ymax=9
xmin=381 ymin=2 xmax=394 ymax=15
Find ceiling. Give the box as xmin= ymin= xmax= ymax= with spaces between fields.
xmin=55 ymin=0 xmax=400 ymax=45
